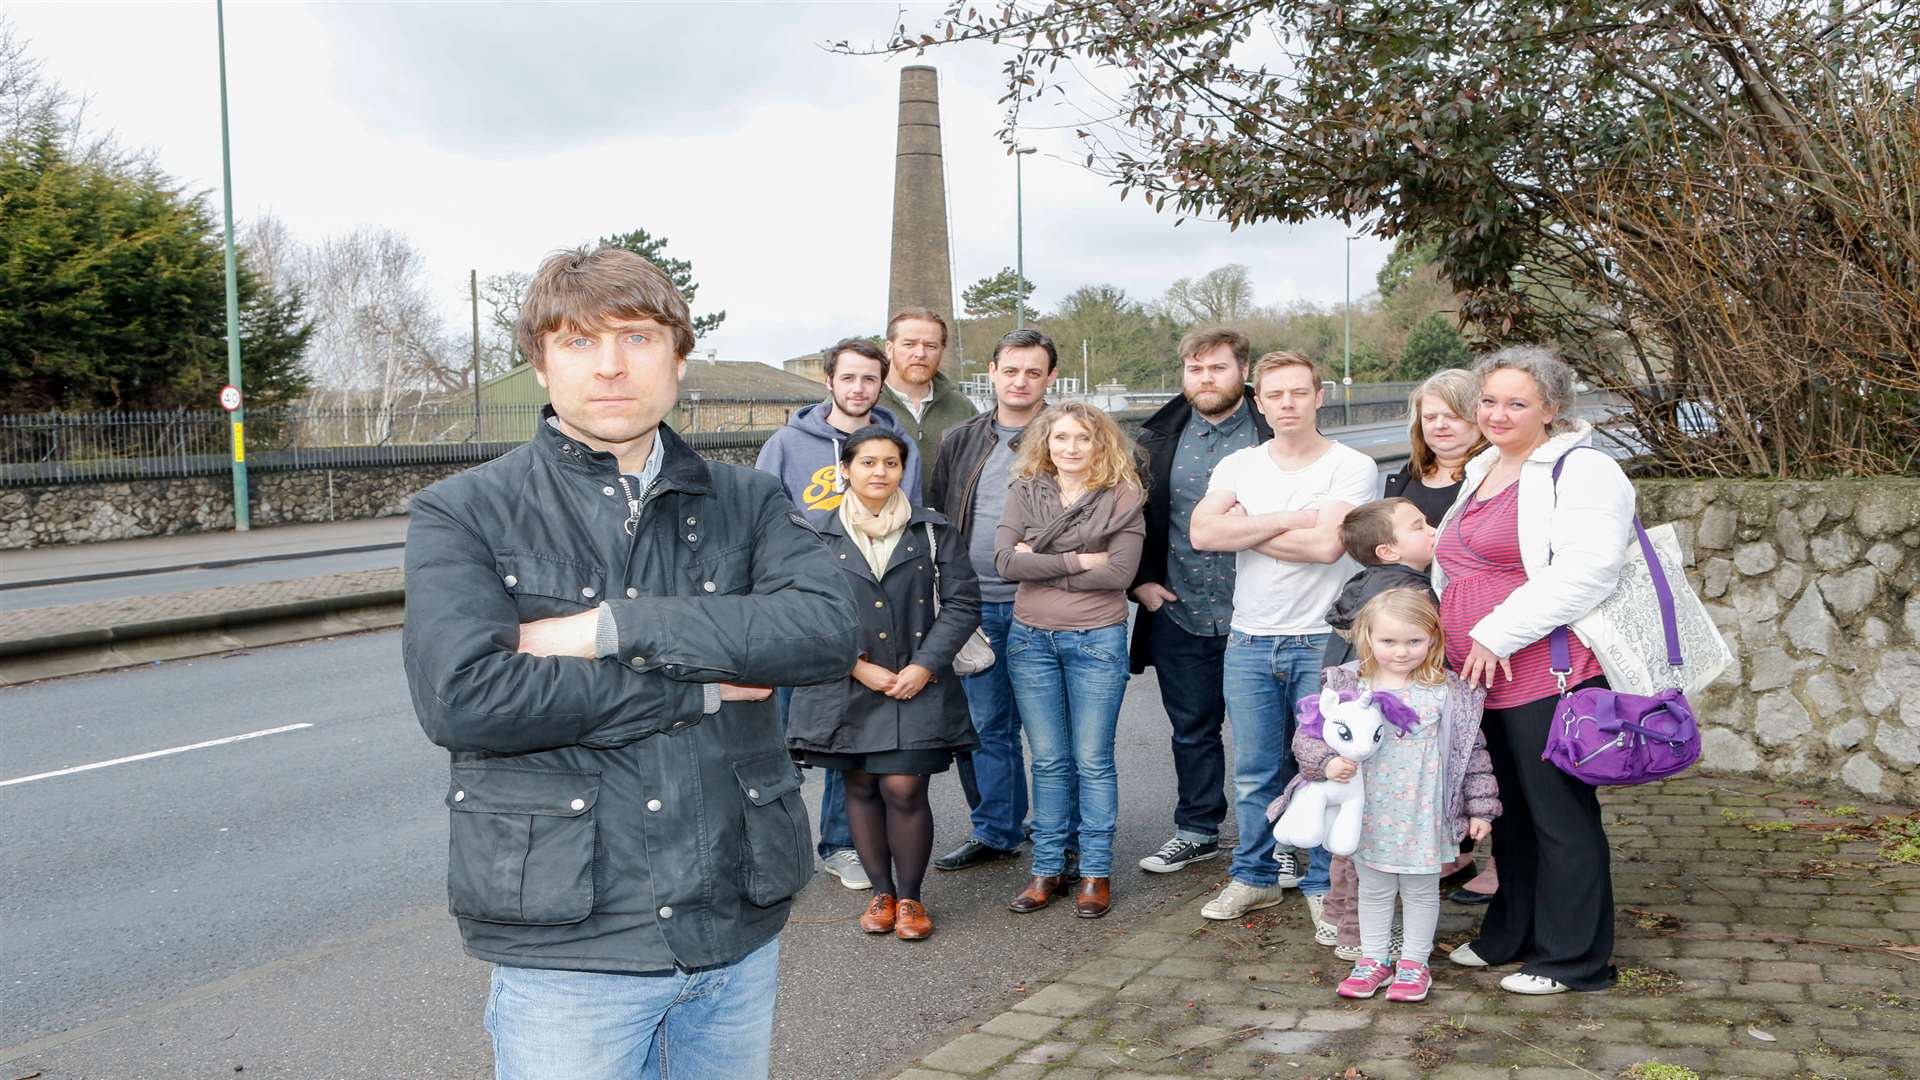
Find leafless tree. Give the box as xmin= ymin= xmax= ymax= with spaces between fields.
xmin=1158 ymin=264 xmax=1255 ymax=324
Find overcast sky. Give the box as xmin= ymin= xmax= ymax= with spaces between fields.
xmin=8 ymin=1 xmax=1391 ymax=368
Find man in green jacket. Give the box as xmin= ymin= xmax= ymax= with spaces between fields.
xmin=880 ymin=307 xmax=979 ymax=493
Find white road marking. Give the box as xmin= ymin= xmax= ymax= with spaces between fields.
xmin=0 ymin=723 xmax=314 ymax=788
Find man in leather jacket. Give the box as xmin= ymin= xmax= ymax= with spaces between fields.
xmin=402 ymin=246 xmax=857 ymax=1080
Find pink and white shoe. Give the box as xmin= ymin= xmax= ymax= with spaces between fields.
xmin=1385 ymin=959 xmax=1431 ymax=1002
xmin=1336 ymin=958 xmax=1394 ymax=999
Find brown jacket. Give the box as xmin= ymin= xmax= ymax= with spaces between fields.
xmin=994 ymin=475 xmax=1145 ymax=630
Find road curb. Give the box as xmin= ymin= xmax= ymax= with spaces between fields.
xmin=0 ymin=587 xmax=406 ymax=658
xmin=0 ymin=541 xmax=407 ymax=592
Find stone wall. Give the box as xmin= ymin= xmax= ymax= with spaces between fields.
xmin=1637 ymin=480 xmax=1920 ymax=802
xmin=0 ymin=464 xmax=470 ymax=548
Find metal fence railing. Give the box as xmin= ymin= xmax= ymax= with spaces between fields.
xmin=1 ymin=385 xmax=1423 ymax=488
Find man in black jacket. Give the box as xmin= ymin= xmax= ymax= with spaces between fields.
xmin=402 ymin=247 xmax=857 ymax=1080
xmin=1127 ymin=327 xmax=1272 ymax=875
xmin=924 ymin=329 xmax=1058 ymax=870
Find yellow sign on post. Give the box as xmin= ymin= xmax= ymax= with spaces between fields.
xmin=232 ymin=422 xmax=245 ymax=463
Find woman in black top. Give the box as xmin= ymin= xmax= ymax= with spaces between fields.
xmin=787 ymin=427 xmax=981 ymax=941
xmin=1382 ymin=368 xmax=1488 ymax=526
xmin=1382 ymin=367 xmax=1495 ymax=900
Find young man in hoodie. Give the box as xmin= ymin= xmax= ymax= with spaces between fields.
xmin=880 ymin=308 xmax=978 ymax=492
xmin=756 ymin=337 xmax=921 ymax=891
xmin=759 ymin=338 xmax=923 ymax=513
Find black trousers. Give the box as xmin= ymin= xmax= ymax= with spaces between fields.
xmin=1475 ymin=679 xmax=1618 ymax=991
xmin=1149 ymin=615 xmax=1229 ymax=837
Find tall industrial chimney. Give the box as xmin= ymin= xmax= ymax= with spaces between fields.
xmin=887 ymin=66 xmax=955 ymax=338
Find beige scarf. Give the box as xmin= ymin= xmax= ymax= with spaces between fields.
xmin=839 ymin=489 xmax=912 ymax=578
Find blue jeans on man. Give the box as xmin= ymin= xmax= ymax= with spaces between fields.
xmin=1150 ymin=614 xmax=1230 ymax=846
xmin=958 ymin=600 xmax=1030 ymax=852
xmin=487 ymin=935 xmax=780 ymax=1080
xmin=775 ymin=686 xmax=853 ymax=857
xmin=1221 ymin=631 xmax=1332 ymax=895
xmin=1007 ymin=621 xmax=1127 ymax=877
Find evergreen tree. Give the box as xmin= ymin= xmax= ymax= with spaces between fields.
xmin=597 ymin=228 xmax=726 ymax=337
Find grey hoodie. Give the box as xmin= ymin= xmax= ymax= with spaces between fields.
xmin=754 ymin=401 xmax=923 ymax=513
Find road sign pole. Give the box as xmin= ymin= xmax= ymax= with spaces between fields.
xmin=217 ymin=0 xmax=249 ymax=531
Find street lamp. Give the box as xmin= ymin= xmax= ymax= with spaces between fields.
xmin=1014 ymin=145 xmax=1037 ymax=330
xmin=216 ymin=0 xmax=249 ymax=530
xmin=1342 ymin=230 xmax=1366 ymax=427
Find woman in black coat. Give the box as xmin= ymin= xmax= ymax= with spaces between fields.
xmin=788 ymin=427 xmax=981 ymax=941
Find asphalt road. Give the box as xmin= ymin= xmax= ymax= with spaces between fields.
xmin=0 ymin=627 xmax=1265 ymax=1080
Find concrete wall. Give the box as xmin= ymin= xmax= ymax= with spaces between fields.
xmin=1640 ymin=480 xmax=1920 ymax=801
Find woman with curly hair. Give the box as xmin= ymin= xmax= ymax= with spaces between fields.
xmin=995 ymin=403 xmax=1145 ymax=919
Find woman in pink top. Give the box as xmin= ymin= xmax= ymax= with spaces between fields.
xmin=1432 ymin=347 xmax=1638 ymax=996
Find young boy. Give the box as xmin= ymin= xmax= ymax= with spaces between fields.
xmin=1321 ymin=497 xmax=1438 ymax=669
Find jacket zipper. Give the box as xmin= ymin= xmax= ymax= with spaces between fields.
xmin=618 ymin=475 xmax=665 ymax=583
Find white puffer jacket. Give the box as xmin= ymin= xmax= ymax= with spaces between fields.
xmin=1430 ymin=421 xmax=1637 ymax=660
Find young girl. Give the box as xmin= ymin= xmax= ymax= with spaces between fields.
xmin=1269 ymin=589 xmax=1499 ymax=1002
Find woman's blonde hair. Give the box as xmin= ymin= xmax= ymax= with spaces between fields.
xmin=1012 ymin=402 xmax=1142 ymax=492
xmin=1352 ymin=588 xmax=1449 ymax=687
xmin=1405 ymin=368 xmax=1488 ymax=483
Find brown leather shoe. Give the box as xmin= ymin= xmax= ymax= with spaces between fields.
xmin=1007 ymin=875 xmax=1067 ymax=913
xmin=859 ymin=893 xmax=897 ymax=933
xmin=895 ymin=899 xmax=933 ymax=940
xmin=1074 ymin=877 xmax=1111 ymax=918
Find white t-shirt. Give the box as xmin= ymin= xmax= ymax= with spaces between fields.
xmin=1205 ymin=439 xmax=1379 ymax=635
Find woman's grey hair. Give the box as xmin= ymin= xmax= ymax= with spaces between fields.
xmin=1474 ymin=346 xmax=1578 ymax=434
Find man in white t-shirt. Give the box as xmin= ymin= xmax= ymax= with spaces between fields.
xmin=1188 ymin=351 xmax=1378 ymax=931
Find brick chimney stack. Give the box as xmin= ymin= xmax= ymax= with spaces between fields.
xmin=887 ymin=66 xmax=955 ymax=345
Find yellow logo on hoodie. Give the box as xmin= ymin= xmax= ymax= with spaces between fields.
xmin=800 ymin=464 xmax=843 ymax=511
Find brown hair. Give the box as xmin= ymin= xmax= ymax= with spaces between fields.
xmin=1340 ymin=498 xmax=1418 ymax=566
xmin=885 ymin=307 xmax=949 ymax=346
xmin=1353 ymin=589 xmax=1449 ymax=687
xmin=516 ymin=246 xmax=696 ymax=367
xmin=1250 ymin=350 xmax=1322 ymax=392
xmin=825 ymin=337 xmax=889 ymax=381
xmin=1406 ymin=368 xmax=1488 ymax=482
xmin=1177 ymin=326 xmax=1251 ymax=366
xmin=1012 ymin=402 xmax=1142 ymax=493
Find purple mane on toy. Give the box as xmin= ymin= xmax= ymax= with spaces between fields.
xmin=1295 ymin=688 xmax=1423 ymax=741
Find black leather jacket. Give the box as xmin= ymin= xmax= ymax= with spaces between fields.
xmin=925 ymin=408 xmax=1024 ymax=539
xmin=402 ymin=410 xmax=858 ymax=974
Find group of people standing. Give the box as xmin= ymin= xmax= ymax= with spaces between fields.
xmin=403 ymin=245 xmax=1643 ymax=1078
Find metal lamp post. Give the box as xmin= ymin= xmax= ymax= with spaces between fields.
xmin=1014 ymin=145 xmax=1036 ymax=330
xmin=1341 ymin=231 xmax=1366 ymax=427
xmin=216 ymin=0 xmax=249 ymax=530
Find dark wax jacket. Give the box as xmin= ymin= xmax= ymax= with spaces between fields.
xmin=926 ymin=407 xmax=1027 ymax=539
xmin=402 ymin=410 xmax=859 ymax=974
xmin=786 ymin=505 xmax=982 ymax=755
xmin=1127 ymin=390 xmax=1272 ymax=673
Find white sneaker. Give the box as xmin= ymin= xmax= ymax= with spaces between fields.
xmin=1201 ymin=880 xmax=1288 ymax=920
xmin=1335 ymin=942 xmax=1364 ymax=961
xmin=1304 ymin=895 xmax=1339 ymax=946
xmin=1501 ymin=972 xmax=1568 ymax=995
xmin=1271 ymin=850 xmax=1303 ymax=889
xmin=820 ymin=849 xmax=871 ymax=890
xmin=1448 ymin=942 xmax=1490 ymax=968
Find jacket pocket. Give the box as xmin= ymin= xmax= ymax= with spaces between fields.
xmin=446 ymin=764 xmax=599 ymax=925
xmin=732 ymin=751 xmax=813 ymax=907
xmin=684 ymin=546 xmax=755 ymax=596
xmin=495 ymin=550 xmax=605 ymax=615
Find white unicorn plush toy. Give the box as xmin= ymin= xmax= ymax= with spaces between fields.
xmin=1271 ymin=687 xmax=1422 ymax=857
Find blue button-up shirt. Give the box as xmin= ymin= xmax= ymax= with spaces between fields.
xmin=1164 ymin=399 xmax=1259 ymax=637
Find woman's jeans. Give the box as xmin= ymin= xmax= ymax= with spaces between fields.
xmin=1222 ymin=630 xmax=1332 ymax=895
xmin=1007 ymin=620 xmax=1129 ymax=877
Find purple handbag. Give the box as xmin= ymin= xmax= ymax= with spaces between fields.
xmin=1539 ymin=448 xmax=1702 ymax=786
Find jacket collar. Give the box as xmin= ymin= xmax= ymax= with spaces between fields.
xmin=1141 ymin=388 xmax=1265 ymax=438
xmin=535 ymin=405 xmax=711 ymax=494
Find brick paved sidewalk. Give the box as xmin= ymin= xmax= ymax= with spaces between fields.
xmin=887 ymin=776 xmax=1920 ymax=1080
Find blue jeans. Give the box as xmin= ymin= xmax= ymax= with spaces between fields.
xmin=487 ymin=935 xmax=780 ymax=1080
xmin=1222 ymin=631 xmax=1333 ymax=894
xmin=776 ymin=686 xmax=852 ymax=857
xmin=958 ymin=601 xmax=1029 ymax=851
xmin=1008 ymin=620 xmax=1128 ymax=877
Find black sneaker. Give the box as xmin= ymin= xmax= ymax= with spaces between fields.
xmin=1138 ymin=836 xmax=1220 ymax=874
xmin=1272 ymin=849 xmax=1303 ymax=888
